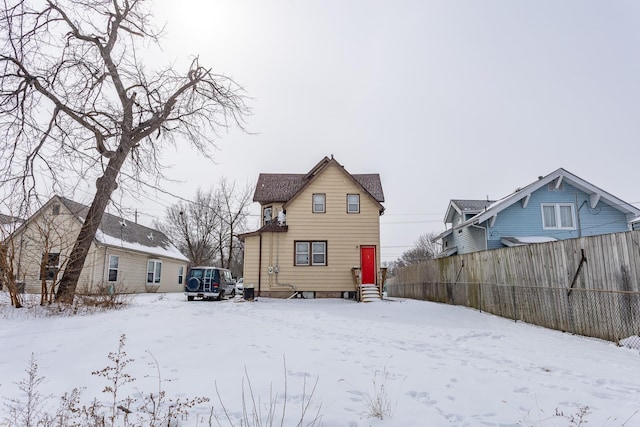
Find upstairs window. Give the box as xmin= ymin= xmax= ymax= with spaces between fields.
xmin=542 ymin=203 xmax=575 ymax=229
xmin=347 ymin=194 xmax=360 ymax=213
xmin=147 ymin=259 xmax=162 ymax=283
xmin=263 ymin=206 xmax=272 ymax=225
xmin=312 ymin=194 xmax=326 ymax=213
xmin=108 ymin=255 xmax=119 ymax=282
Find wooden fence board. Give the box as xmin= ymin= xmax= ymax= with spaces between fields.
xmin=387 ymin=230 xmax=640 ymax=343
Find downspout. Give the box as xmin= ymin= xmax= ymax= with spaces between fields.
xmin=576 ymin=195 xmax=586 ymax=238
xmin=258 ymin=233 xmax=262 ymax=296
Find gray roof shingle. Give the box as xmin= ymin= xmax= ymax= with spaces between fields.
xmin=58 ymin=197 xmax=178 ymax=253
xmin=451 ymin=199 xmax=495 ymax=212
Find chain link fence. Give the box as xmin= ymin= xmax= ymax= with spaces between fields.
xmin=386 ymin=281 xmax=640 ymax=349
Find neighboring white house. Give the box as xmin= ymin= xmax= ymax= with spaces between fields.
xmin=4 ymin=195 xmax=188 ymax=294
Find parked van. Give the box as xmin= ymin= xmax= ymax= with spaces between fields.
xmin=184 ymin=266 xmax=236 ymax=301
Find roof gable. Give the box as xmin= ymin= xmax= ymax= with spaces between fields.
xmin=253 ymin=156 xmax=385 ymax=211
xmin=458 ymin=168 xmax=640 ymax=228
xmin=12 ymin=196 xmax=188 ymax=261
xmin=444 ymin=199 xmax=495 ymax=224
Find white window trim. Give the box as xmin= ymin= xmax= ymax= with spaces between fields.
xmin=147 ymin=259 xmax=162 ymax=283
xmin=312 ymin=194 xmax=326 ymax=213
xmin=541 ymin=203 xmax=576 ymax=230
xmin=347 ymin=194 xmax=360 ymax=213
xmin=178 ymin=266 xmax=184 ymax=285
xmin=41 ymin=252 xmax=60 ymax=281
xmin=295 ymin=241 xmax=327 ymax=266
xmin=311 ymin=242 xmax=327 ymax=265
xmin=108 ymin=255 xmax=119 ymax=282
xmin=263 ymin=206 xmax=272 ymax=225
xmin=295 ymin=242 xmax=310 ymax=265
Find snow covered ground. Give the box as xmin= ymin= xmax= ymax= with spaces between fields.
xmin=1 ymin=292 xmax=639 ymax=426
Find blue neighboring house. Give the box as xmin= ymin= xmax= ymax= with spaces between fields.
xmin=435 ymin=168 xmax=640 ymax=257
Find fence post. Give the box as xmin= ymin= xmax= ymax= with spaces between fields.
xmin=511 ymin=284 xmax=518 ymax=322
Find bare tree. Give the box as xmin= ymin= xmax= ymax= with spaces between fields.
xmin=156 ymin=188 xmax=221 ymax=267
xmin=0 ymin=0 xmax=248 ymax=303
xmin=396 ymin=232 xmax=441 ymax=268
xmin=215 ymin=178 xmax=252 ymax=271
xmin=157 ymin=179 xmax=252 ymax=276
xmin=1 ymin=217 xmax=23 ymax=308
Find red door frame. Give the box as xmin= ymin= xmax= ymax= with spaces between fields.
xmin=360 ymin=246 xmax=376 ymax=285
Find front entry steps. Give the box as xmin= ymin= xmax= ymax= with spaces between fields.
xmin=360 ymin=283 xmax=382 ymax=302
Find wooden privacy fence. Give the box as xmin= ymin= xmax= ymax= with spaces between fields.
xmin=387 ymin=230 xmax=640 ymax=345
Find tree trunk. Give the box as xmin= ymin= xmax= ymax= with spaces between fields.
xmin=55 ymin=144 xmax=132 ymax=303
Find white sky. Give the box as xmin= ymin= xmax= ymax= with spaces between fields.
xmin=95 ymin=0 xmax=640 ymax=264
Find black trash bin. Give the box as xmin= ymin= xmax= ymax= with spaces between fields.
xmin=243 ymin=284 xmax=255 ymax=301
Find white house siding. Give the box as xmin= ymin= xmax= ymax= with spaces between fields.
xmin=12 ymin=201 xmax=83 ymax=293
xmin=9 ymin=198 xmax=187 ymax=295
xmin=96 ymin=247 xmax=186 ymax=293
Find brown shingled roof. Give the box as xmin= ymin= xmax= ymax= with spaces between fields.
xmin=253 ymin=157 xmax=385 ymax=206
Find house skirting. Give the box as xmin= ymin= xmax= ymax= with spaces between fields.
xmin=260 ymin=290 xmax=350 ymax=299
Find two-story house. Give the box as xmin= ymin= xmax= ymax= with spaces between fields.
xmin=239 ymin=156 xmax=385 ymax=299
xmin=436 ymin=168 xmax=640 ymax=257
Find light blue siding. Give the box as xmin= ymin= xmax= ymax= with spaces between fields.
xmin=446 ymin=211 xmax=487 ymax=254
xmin=485 ymin=183 xmax=631 ymax=248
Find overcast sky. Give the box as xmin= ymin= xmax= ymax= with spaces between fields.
xmin=106 ymin=0 xmax=640 ymax=264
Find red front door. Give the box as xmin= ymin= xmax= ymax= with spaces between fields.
xmin=360 ymin=246 xmax=376 ymax=284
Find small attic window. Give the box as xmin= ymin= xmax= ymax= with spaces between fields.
xmin=52 ymin=204 xmax=60 ymax=215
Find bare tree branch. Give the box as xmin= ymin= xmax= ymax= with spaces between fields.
xmin=0 ymin=0 xmax=249 ymax=302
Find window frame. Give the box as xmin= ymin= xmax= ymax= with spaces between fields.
xmin=347 ymin=194 xmax=360 ymax=214
xmin=178 ymin=266 xmax=184 ymax=285
xmin=541 ymin=203 xmax=576 ymax=230
xmin=294 ymin=240 xmax=327 ymax=266
xmin=147 ymin=259 xmax=162 ymax=283
xmin=41 ymin=252 xmax=60 ymax=281
xmin=108 ymin=254 xmax=119 ymax=282
xmin=263 ymin=205 xmax=273 ymax=225
xmin=312 ymin=193 xmax=326 ymax=213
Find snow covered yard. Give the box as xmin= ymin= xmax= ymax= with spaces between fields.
xmin=1 ymin=292 xmax=639 ymax=426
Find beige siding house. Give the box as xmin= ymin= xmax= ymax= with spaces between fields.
xmin=240 ymin=156 xmax=385 ymax=299
xmin=6 ymin=196 xmax=188 ymax=294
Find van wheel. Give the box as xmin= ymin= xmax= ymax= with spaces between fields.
xmin=217 ymin=291 xmax=224 ymax=301
xmin=187 ymin=296 xmax=194 ymax=301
